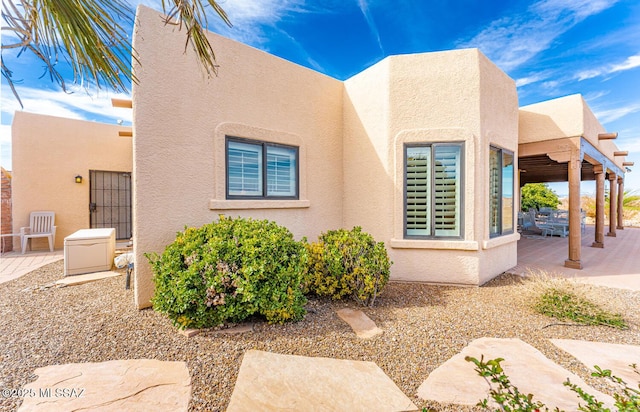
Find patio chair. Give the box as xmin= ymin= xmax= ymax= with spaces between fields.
xmin=20 ymin=211 xmax=56 ymax=254
xmin=521 ymin=209 xmax=542 ymax=233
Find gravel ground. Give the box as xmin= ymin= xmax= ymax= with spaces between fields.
xmin=1 ymin=261 xmax=639 ymax=411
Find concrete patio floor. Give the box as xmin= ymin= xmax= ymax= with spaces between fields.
xmin=0 ymin=249 xmax=63 ymax=285
xmin=511 ymin=225 xmax=640 ymax=291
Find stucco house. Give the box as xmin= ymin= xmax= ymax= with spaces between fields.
xmin=11 ymin=112 xmax=132 ymax=250
xmin=11 ymin=5 xmax=629 ymax=310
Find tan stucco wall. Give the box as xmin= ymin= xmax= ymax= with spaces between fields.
xmin=11 ymin=111 xmax=132 ymax=250
xmin=132 ymin=7 xmax=522 ymax=307
xmin=519 ymin=94 xmax=624 ymax=171
xmin=519 ymin=94 xmax=586 ymax=143
xmin=580 ymin=100 xmax=625 ymax=171
xmin=477 ymin=52 xmax=520 ymax=281
xmin=343 ymin=49 xmax=519 ymax=285
xmin=132 ymin=6 xmax=344 ymax=308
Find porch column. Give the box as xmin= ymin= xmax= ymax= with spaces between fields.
xmin=607 ymin=173 xmax=617 ymax=237
xmin=616 ymin=176 xmax=624 ymax=230
xmin=565 ymin=151 xmax=582 ymax=269
xmin=591 ymin=165 xmax=604 ymax=248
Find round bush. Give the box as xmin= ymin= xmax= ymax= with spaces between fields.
xmin=148 ymin=216 xmax=308 ymax=329
xmin=305 ymin=227 xmax=391 ymax=307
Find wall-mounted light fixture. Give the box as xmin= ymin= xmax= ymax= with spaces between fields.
xmin=75 ymin=175 xmax=83 ymax=184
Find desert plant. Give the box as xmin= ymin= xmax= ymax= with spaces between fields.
xmin=467 ymin=356 xmax=640 ymax=412
xmin=581 ymin=190 xmax=640 ymax=222
xmin=147 ymin=216 xmax=308 ymax=329
xmin=534 ymin=287 xmax=627 ymax=329
xmin=304 ymin=227 xmax=391 ymax=307
xmin=589 ymin=364 xmax=640 ymax=411
xmin=466 ymin=355 xmax=546 ymax=411
xmin=516 ymin=271 xmax=627 ymax=330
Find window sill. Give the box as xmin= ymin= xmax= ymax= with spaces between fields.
xmin=390 ymin=239 xmax=479 ymax=251
xmin=209 ymin=199 xmax=310 ymax=210
xmin=482 ymin=233 xmax=520 ymax=249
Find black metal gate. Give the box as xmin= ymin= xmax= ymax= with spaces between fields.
xmin=89 ymin=170 xmax=132 ymax=240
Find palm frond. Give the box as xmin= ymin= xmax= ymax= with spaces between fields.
xmin=161 ymin=0 xmax=232 ymax=77
xmin=1 ymin=0 xmax=231 ymax=106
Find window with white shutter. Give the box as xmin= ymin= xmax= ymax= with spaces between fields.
xmin=267 ymin=145 xmax=297 ymax=197
xmin=226 ymin=137 xmax=299 ymax=199
xmin=228 ymin=140 xmax=263 ymax=196
xmin=406 ymin=146 xmax=431 ymax=236
xmin=405 ymin=143 xmax=463 ymax=238
xmin=433 ymin=146 xmax=461 ymax=237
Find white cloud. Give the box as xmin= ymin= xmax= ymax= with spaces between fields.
xmin=610 ymin=53 xmax=640 ymax=73
xmin=575 ymin=53 xmax=640 ymax=81
xmin=516 ymin=75 xmax=542 ymax=87
xmin=618 ymin=137 xmax=640 ymax=153
xmin=530 ymin=0 xmax=615 ymax=20
xmin=128 ymin=0 xmax=305 ymax=46
xmin=458 ymin=0 xmax=619 ymax=72
xmin=275 ymin=29 xmax=324 ymax=72
xmin=515 ymin=70 xmax=556 ymax=87
xmin=2 ymin=86 xmax=132 ymax=124
xmin=357 ymin=0 xmax=384 ymax=54
xmin=583 ymin=90 xmax=610 ymax=102
xmin=198 ymin=0 xmax=306 ymax=47
xmin=593 ymin=102 xmax=640 ymax=123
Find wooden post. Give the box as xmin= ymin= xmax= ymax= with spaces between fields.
xmin=591 ymin=166 xmax=604 ymax=248
xmin=617 ymin=177 xmax=624 ymax=230
xmin=607 ymin=174 xmax=617 ymax=237
xmin=565 ymin=151 xmax=582 ymax=269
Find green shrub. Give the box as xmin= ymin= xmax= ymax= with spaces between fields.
xmin=304 ymin=227 xmax=391 ymax=307
xmin=147 ymin=216 xmax=308 ymax=329
xmin=521 ymin=183 xmax=560 ymax=211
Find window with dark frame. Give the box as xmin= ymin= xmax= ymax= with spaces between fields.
xmin=489 ymin=146 xmax=514 ymax=237
xmin=226 ymin=137 xmax=299 ymax=199
xmin=405 ymin=142 xmax=464 ymax=239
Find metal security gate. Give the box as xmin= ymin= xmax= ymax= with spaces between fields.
xmin=89 ymin=170 xmax=132 ymax=240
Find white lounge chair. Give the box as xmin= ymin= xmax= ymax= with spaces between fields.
xmin=20 ymin=211 xmax=56 ymax=254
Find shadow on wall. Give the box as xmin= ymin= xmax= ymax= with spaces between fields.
xmin=341 ymin=83 xmax=395 ymax=242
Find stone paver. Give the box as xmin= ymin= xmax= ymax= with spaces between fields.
xmin=417 ymin=337 xmax=615 ymax=410
xmin=227 ymin=350 xmax=416 ymax=411
xmin=336 ymin=308 xmax=383 ymax=339
xmin=54 ymin=270 xmax=121 ymax=286
xmin=18 ymin=359 xmax=191 ymax=412
xmin=551 ymin=339 xmax=640 ymax=388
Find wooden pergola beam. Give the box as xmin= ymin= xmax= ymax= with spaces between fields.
xmin=623 ymin=161 xmax=634 ymax=166
xmin=613 ymin=151 xmax=628 ymax=156
xmin=112 ymin=98 xmax=133 ymax=108
xmin=118 ymin=130 xmax=133 ymax=137
xmin=598 ymin=132 xmax=618 ymax=140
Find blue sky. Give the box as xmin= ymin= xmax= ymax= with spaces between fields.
xmin=2 ymin=0 xmax=639 ymax=194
